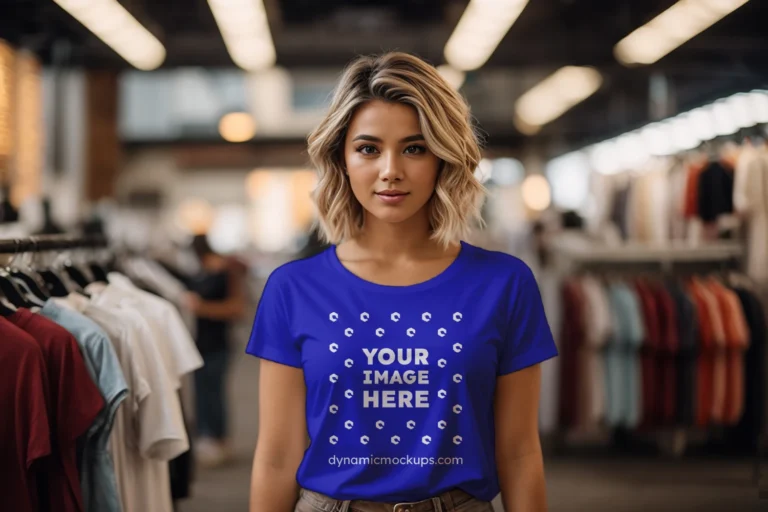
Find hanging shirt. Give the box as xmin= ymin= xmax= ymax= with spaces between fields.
xmin=606 ymin=283 xmax=645 ymax=428
xmin=697 ymin=161 xmax=735 ymax=223
xmin=665 ymin=281 xmax=698 ymax=426
xmin=558 ymin=278 xmax=585 ymax=429
xmin=0 ymin=318 xmax=51 ymax=512
xmin=245 ymin=242 xmax=558 ymax=502
xmin=40 ymin=301 xmax=128 ymax=512
xmin=733 ymin=147 xmax=768 ymax=286
xmin=55 ymin=294 xmax=188 ymax=512
xmin=7 ymin=309 xmax=105 ymax=512
xmin=97 ymin=273 xmax=203 ymax=381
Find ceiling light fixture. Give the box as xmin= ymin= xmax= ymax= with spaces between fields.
xmin=521 ymin=174 xmax=551 ymax=211
xmin=444 ymin=0 xmax=530 ymax=71
xmin=554 ymin=89 xmax=768 ymax=176
xmin=514 ymin=66 xmax=603 ymax=135
xmin=437 ymin=64 xmax=466 ymax=90
xmin=219 ymin=112 xmax=257 ymax=142
xmin=53 ymin=0 xmax=166 ymax=70
xmin=207 ymin=0 xmax=276 ymax=71
xmin=614 ymin=0 xmax=750 ymax=66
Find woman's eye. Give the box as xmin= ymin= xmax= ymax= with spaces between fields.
xmin=404 ymin=145 xmax=426 ymax=155
xmin=357 ymin=145 xmax=378 ymax=155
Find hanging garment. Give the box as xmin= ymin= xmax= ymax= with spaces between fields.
xmin=651 ymin=282 xmax=679 ymax=426
xmin=54 ymin=294 xmax=188 ymax=512
xmin=729 ymin=287 xmax=767 ymax=450
xmin=579 ymin=275 xmax=612 ymax=428
xmin=0 ymin=318 xmax=51 ymax=512
xmin=666 ymin=281 xmax=698 ymax=426
xmin=667 ymin=160 xmax=689 ymax=241
xmin=610 ymin=182 xmax=632 ymax=240
xmin=558 ymin=278 xmax=586 ymax=428
xmin=687 ymin=280 xmax=714 ymax=428
xmin=87 ymin=276 xmax=202 ymax=507
xmin=40 ymin=301 xmax=128 ymax=512
xmin=633 ymin=279 xmax=659 ymax=429
xmin=95 ymin=273 xmax=203 ymax=380
xmin=102 ymin=272 xmax=203 ymax=503
xmin=723 ymin=285 xmax=750 ymax=424
xmin=606 ymin=282 xmax=645 ymax=428
xmin=697 ymin=161 xmax=735 ymax=223
xmin=6 ymin=309 xmax=105 ymax=512
xmin=707 ymin=281 xmax=750 ymax=425
xmin=733 ymin=147 xmax=768 ymax=286
xmin=696 ymin=280 xmax=728 ymax=424
xmin=683 ymin=158 xmax=708 ymax=219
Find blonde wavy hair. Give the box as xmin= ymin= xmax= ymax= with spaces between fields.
xmin=307 ymin=52 xmax=487 ymax=249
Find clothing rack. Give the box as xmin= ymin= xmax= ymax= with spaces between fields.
xmin=0 ymin=234 xmax=108 ymax=254
xmin=549 ymin=232 xmax=745 ymax=274
xmin=548 ymin=231 xmax=768 ymax=486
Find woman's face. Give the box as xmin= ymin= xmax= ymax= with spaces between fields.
xmin=343 ymin=100 xmax=441 ymax=227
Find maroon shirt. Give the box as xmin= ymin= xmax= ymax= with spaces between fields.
xmin=7 ymin=309 xmax=104 ymax=512
xmin=0 ymin=317 xmax=51 ymax=512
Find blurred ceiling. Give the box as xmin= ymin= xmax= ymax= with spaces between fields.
xmin=1 ymin=0 xmax=768 ymax=151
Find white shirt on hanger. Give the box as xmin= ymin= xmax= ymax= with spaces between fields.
xmin=91 ymin=272 xmax=204 ymax=381
xmin=54 ymin=293 xmax=188 ymax=512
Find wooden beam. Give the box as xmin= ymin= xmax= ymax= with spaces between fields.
xmin=85 ymin=70 xmax=120 ymax=201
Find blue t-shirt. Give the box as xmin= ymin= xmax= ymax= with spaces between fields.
xmin=245 ymin=241 xmax=557 ymax=502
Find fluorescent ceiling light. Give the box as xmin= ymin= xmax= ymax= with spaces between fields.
xmin=53 ymin=0 xmax=165 ymax=70
xmin=514 ymin=66 xmax=603 ymax=134
xmin=444 ymin=0 xmax=530 ymax=71
xmin=614 ymin=0 xmax=750 ymax=66
xmin=436 ymin=64 xmax=466 ymax=90
xmin=207 ymin=0 xmax=276 ymax=71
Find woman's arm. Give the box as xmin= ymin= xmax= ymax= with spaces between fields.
xmin=250 ymin=359 xmax=308 ymax=512
xmin=495 ymin=363 xmax=548 ymax=512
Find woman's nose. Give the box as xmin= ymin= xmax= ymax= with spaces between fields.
xmin=379 ymin=152 xmax=404 ymax=181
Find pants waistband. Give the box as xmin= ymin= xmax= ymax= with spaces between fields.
xmin=299 ymin=487 xmax=477 ymax=512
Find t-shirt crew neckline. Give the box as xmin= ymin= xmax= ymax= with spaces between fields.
xmin=326 ymin=240 xmax=470 ymax=294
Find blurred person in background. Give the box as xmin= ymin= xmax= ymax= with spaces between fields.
xmin=246 ymin=52 xmax=556 ymax=512
xmin=185 ymin=233 xmax=247 ymax=467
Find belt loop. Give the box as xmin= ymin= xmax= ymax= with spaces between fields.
xmin=431 ymin=497 xmax=443 ymax=512
xmin=336 ymin=499 xmax=351 ymax=512
xmin=441 ymin=490 xmax=454 ymax=510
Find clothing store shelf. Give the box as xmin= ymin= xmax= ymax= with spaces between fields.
xmin=549 ymin=234 xmax=744 ymax=264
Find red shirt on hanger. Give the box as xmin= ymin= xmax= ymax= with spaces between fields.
xmin=0 ymin=318 xmax=52 ymax=512
xmin=7 ymin=309 xmax=104 ymax=512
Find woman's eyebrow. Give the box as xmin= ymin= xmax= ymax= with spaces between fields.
xmin=350 ymin=134 xmax=424 ymax=143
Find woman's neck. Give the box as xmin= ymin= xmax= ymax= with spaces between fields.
xmin=344 ymin=211 xmax=447 ymax=260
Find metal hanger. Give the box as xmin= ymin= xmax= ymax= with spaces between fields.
xmin=8 ymin=240 xmax=49 ymax=304
xmin=0 ymin=242 xmax=34 ymax=308
xmin=34 ymin=237 xmax=72 ymax=298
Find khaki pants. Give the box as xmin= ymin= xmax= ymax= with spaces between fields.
xmin=294 ymin=487 xmax=494 ymax=512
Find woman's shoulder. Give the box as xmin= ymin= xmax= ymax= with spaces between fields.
xmin=461 ymin=241 xmax=534 ymax=280
xmin=264 ymin=247 xmax=334 ymax=285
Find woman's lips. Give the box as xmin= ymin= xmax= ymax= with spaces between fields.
xmin=375 ymin=192 xmax=409 ymax=205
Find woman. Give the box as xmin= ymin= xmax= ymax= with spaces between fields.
xmin=185 ymin=234 xmax=246 ymax=467
xmin=246 ymin=53 xmax=557 ymax=512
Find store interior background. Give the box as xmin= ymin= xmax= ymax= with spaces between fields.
xmin=2 ymin=0 xmax=768 ymax=510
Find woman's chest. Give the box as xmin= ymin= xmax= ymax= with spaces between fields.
xmin=294 ymin=300 xmax=506 ymax=393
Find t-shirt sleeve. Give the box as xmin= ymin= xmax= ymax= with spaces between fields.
xmin=60 ymin=333 xmax=106 ymax=442
xmin=245 ymin=272 xmax=302 ymax=368
xmin=162 ymin=301 xmax=204 ymax=376
xmin=498 ymin=264 xmax=559 ymax=376
xmin=127 ymin=317 xmax=189 ymax=461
